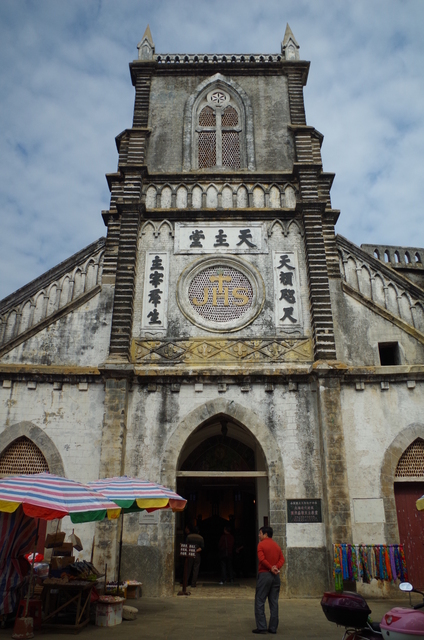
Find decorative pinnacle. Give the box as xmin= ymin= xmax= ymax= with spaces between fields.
xmin=137 ymin=25 xmax=155 ymax=60
xmin=142 ymin=25 xmax=154 ymax=47
xmin=282 ymin=23 xmax=300 ymax=60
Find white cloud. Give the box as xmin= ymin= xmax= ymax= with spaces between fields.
xmin=0 ymin=0 xmax=423 ymax=299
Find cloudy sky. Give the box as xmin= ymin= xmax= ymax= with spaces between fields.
xmin=0 ymin=0 xmax=423 ymax=300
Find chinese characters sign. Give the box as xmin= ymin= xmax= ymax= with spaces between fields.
xmin=287 ymin=499 xmax=322 ymax=523
xmin=273 ymin=251 xmax=302 ymax=330
xmin=141 ymin=252 xmax=169 ymax=330
xmin=174 ymin=222 xmax=267 ymax=254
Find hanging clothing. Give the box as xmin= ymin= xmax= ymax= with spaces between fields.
xmin=333 ymin=543 xmax=409 ymax=586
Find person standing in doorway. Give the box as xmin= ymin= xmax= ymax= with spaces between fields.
xmin=186 ymin=525 xmax=204 ymax=588
xmin=218 ymin=525 xmax=234 ymax=584
xmin=252 ymin=526 xmax=285 ymax=635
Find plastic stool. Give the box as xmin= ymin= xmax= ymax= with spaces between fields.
xmin=16 ymin=599 xmax=42 ymax=630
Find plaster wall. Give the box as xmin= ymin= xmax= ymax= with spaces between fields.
xmin=341 ymin=381 xmax=424 ymax=544
xmin=0 ymin=380 xmax=105 ymax=555
xmin=331 ymin=280 xmax=424 ymax=366
xmin=146 ymin=73 xmax=293 ymax=173
xmin=0 ymin=287 xmax=114 ymax=366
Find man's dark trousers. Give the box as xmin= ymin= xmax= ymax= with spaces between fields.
xmin=254 ymin=572 xmax=280 ymax=632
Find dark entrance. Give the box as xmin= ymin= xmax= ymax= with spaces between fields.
xmin=176 ymin=419 xmax=264 ymax=581
xmin=177 ymin=476 xmax=257 ymax=578
xmin=394 ymin=482 xmax=424 ymax=588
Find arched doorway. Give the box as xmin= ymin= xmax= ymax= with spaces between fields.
xmin=394 ymin=438 xmax=424 ymax=587
xmin=175 ymin=414 xmax=268 ymax=582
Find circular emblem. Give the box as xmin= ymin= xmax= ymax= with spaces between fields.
xmin=207 ymin=89 xmax=229 ymax=107
xmin=210 ymin=91 xmax=226 ymax=105
xmin=177 ymin=256 xmax=265 ymax=332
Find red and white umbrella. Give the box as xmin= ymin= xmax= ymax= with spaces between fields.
xmin=0 ymin=472 xmax=121 ymax=522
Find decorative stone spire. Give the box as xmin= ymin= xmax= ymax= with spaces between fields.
xmin=137 ymin=25 xmax=155 ymax=60
xmin=282 ymin=23 xmax=300 ymax=60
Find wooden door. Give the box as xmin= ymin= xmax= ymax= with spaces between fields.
xmin=395 ymin=482 xmax=424 ymax=588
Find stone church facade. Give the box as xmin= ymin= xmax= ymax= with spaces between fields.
xmin=1 ymin=26 xmax=424 ymax=596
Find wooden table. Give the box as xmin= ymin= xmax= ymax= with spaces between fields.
xmin=42 ymin=580 xmax=95 ymax=632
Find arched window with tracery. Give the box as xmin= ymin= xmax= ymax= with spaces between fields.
xmin=196 ymin=89 xmax=242 ymax=170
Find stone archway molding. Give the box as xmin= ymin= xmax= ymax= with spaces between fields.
xmin=380 ymin=422 xmax=424 ymax=543
xmin=161 ymin=397 xmax=285 ymax=537
xmin=0 ymin=421 xmax=65 ymax=476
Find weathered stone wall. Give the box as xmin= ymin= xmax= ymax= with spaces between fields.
xmin=116 ymin=382 xmax=327 ymax=595
xmin=132 ymin=220 xmax=312 ymax=342
xmin=331 ymin=279 xmax=424 ymax=366
xmin=340 ymin=381 xmax=424 ymax=596
xmin=1 ymin=287 xmax=114 ymax=366
xmin=146 ymin=74 xmax=293 ymax=173
xmin=0 ymin=380 xmax=106 ymax=554
xmin=341 ymin=381 xmax=424 ymax=541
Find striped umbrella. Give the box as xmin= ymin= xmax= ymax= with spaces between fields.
xmin=88 ymin=476 xmax=187 ymax=513
xmin=0 ymin=472 xmax=121 ymax=523
xmin=88 ymin=476 xmax=186 ymax=591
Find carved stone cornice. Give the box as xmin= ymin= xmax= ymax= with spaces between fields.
xmin=131 ymin=336 xmax=313 ymax=366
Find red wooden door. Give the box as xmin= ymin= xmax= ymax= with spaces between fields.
xmin=395 ymin=482 xmax=424 ymax=588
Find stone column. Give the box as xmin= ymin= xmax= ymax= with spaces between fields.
xmin=93 ymin=377 xmax=130 ymax=578
xmin=316 ymin=374 xmax=352 ymax=588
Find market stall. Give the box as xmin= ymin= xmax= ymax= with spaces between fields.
xmin=42 ymin=579 xmax=95 ymax=631
xmin=0 ymin=472 xmax=120 ymax=634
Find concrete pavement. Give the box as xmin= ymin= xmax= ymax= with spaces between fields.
xmin=0 ymin=580 xmax=412 ymax=640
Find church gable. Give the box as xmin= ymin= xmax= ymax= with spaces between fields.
xmin=4 ymin=25 xmax=424 ymax=600
xmin=338 ymin=235 xmax=424 ymax=338
xmin=0 ymin=238 xmax=112 ymax=364
xmin=334 ymin=235 xmax=424 ymax=366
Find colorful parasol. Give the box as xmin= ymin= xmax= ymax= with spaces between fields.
xmin=88 ymin=476 xmax=187 ymax=513
xmin=0 ymin=472 xmax=121 ymax=523
xmin=416 ymin=495 xmax=424 ymax=511
xmin=88 ymin=476 xmax=186 ymax=592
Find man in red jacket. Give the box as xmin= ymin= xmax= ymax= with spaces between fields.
xmin=252 ymin=526 xmax=285 ymax=635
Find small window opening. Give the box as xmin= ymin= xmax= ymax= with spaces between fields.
xmin=415 ymin=252 xmax=422 ymax=264
xmin=378 ymin=342 xmax=401 ymax=366
xmin=405 ymin=252 xmax=410 ymax=264
xmin=384 ymin=250 xmax=390 ymax=263
xmin=394 ymin=251 xmax=400 ymax=263
xmin=374 ymin=249 xmax=380 ymax=260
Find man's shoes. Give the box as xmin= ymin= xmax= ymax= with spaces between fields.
xmin=268 ymin=630 xmax=277 ymax=634
xmin=252 ymin=630 xmax=267 ymax=635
